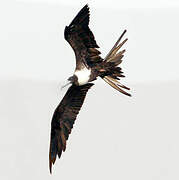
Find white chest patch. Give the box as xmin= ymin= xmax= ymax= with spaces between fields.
xmin=74 ymin=67 xmax=91 ymax=85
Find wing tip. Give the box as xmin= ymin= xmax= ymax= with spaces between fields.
xmin=49 ymin=156 xmax=55 ymax=174
xmin=49 ymin=151 xmax=58 ymax=174
xmin=84 ymin=3 xmax=89 ymax=10
xmin=49 ymin=161 xmax=52 ymax=174
xmin=69 ymin=4 xmax=90 ymax=26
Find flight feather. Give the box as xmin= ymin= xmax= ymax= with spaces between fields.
xmin=49 ymin=83 xmax=94 ymax=173
xmin=64 ymin=4 xmax=103 ymax=68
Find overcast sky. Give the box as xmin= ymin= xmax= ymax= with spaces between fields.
xmin=1 ymin=80 xmax=179 ymax=180
xmin=0 ymin=1 xmax=179 ymax=83
xmin=16 ymin=0 xmax=179 ymax=8
xmin=1 ymin=1 xmax=179 ymax=180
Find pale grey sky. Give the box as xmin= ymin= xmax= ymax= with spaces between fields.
xmin=0 ymin=1 xmax=179 ymax=179
xmin=1 ymin=80 xmax=179 ymax=179
xmin=0 ymin=1 xmax=179 ymax=83
xmin=16 ymin=0 xmax=179 ymax=8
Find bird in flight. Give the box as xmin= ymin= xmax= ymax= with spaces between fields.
xmin=49 ymin=4 xmax=131 ymax=173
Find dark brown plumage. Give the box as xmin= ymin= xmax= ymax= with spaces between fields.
xmin=49 ymin=4 xmax=131 ymax=173
xmin=49 ymin=83 xmax=93 ymax=173
xmin=64 ymin=4 xmax=103 ymax=68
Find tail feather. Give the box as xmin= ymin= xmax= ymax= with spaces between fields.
xmin=106 ymin=50 xmax=125 ymax=66
xmin=106 ymin=76 xmax=130 ymax=90
xmin=105 ymin=40 xmax=127 ymax=63
xmin=101 ymin=30 xmax=131 ymax=96
xmin=103 ymin=76 xmax=131 ymax=96
xmin=105 ymin=29 xmax=127 ymax=61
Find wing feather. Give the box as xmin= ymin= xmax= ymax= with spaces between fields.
xmin=49 ymin=83 xmax=94 ymax=173
xmin=64 ymin=5 xmax=103 ymax=68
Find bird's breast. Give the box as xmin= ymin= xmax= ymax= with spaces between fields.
xmin=74 ymin=67 xmax=91 ymax=86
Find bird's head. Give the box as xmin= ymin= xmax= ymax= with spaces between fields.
xmin=68 ymin=75 xmax=78 ymax=85
xmin=61 ymin=75 xmax=78 ymax=89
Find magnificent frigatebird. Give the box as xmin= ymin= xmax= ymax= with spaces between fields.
xmin=49 ymin=4 xmax=131 ymax=173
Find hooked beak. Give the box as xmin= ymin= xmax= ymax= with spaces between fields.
xmin=61 ymin=80 xmax=71 ymax=90
xmin=60 ymin=76 xmax=74 ymax=90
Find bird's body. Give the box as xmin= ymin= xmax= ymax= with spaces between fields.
xmin=74 ymin=66 xmax=91 ymax=85
xmin=49 ymin=4 xmax=131 ymax=173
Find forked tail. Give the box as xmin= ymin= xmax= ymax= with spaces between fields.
xmin=101 ymin=30 xmax=131 ymax=96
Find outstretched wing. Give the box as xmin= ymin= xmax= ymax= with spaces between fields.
xmin=49 ymin=83 xmax=94 ymax=173
xmin=64 ymin=4 xmax=103 ymax=68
